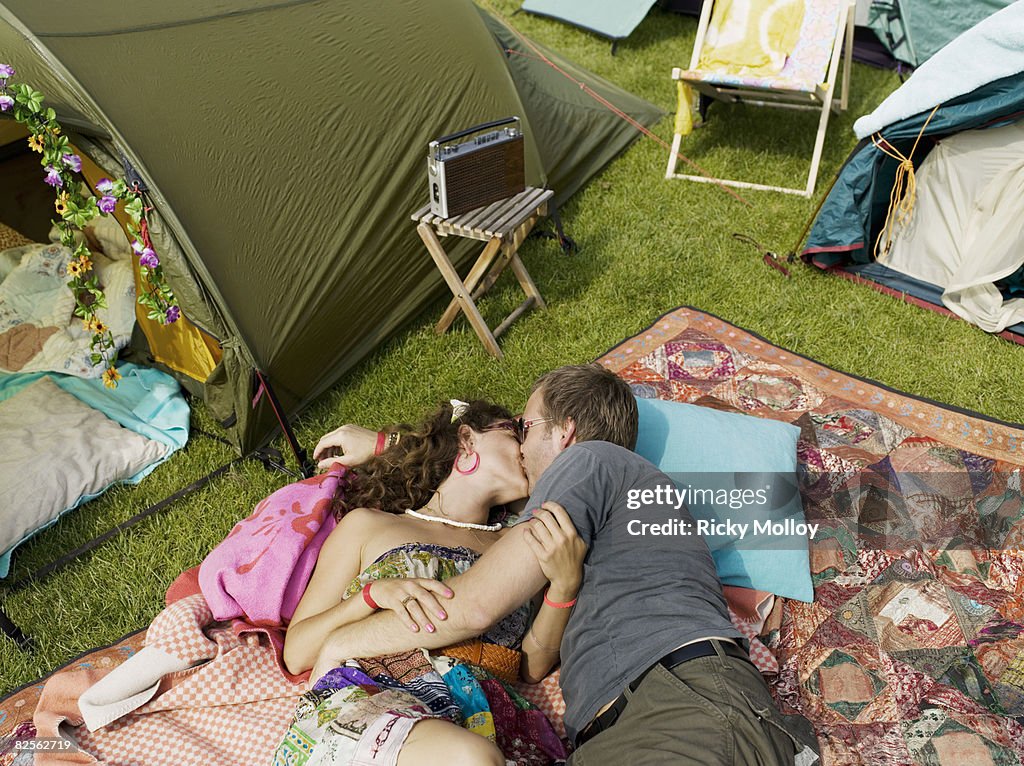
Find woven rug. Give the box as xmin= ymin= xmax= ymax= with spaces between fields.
xmin=598 ymin=307 xmax=1024 ymax=765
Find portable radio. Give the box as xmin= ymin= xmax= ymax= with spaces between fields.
xmin=427 ymin=117 xmax=525 ymax=218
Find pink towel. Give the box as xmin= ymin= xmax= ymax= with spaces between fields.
xmin=198 ymin=463 xmax=349 ymax=625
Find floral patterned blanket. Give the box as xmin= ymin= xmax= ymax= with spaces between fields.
xmin=598 ymin=307 xmax=1024 ymax=765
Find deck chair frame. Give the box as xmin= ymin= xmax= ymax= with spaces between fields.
xmin=666 ymin=0 xmax=855 ymax=198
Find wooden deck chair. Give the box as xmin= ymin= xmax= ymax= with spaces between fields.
xmin=666 ymin=0 xmax=854 ymax=197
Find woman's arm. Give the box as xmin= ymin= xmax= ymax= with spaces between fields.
xmin=313 ymin=424 xmax=400 ymax=471
xmin=519 ymin=502 xmax=586 ymax=684
xmin=283 ymin=508 xmax=377 ymax=674
xmin=284 ymin=508 xmax=455 ymax=675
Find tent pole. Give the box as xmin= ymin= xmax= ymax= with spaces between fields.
xmin=254 ymin=371 xmax=316 ymax=478
xmin=0 ymin=605 xmax=31 ymax=649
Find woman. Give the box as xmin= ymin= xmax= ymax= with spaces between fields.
xmin=274 ymin=400 xmax=582 ymax=766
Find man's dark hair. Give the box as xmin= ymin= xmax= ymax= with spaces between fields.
xmin=532 ymin=364 xmax=638 ymax=449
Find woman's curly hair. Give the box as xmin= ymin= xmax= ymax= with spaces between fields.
xmin=338 ymin=399 xmax=513 ymax=517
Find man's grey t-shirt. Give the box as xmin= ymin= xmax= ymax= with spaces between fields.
xmin=523 ymin=441 xmax=741 ymax=740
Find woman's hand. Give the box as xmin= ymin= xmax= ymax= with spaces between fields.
xmin=314 ymin=424 xmax=383 ymax=470
xmin=524 ymin=501 xmax=585 ymax=602
xmin=364 ymin=578 xmax=455 ymax=634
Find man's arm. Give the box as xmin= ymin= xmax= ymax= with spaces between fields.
xmin=318 ymin=522 xmax=548 ymax=662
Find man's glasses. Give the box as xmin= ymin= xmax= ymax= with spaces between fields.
xmin=483 ymin=417 xmax=553 ymax=443
xmin=515 ymin=416 xmax=552 ymax=442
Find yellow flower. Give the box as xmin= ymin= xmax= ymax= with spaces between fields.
xmin=92 ymin=319 xmax=108 ymax=335
xmin=77 ymin=254 xmax=92 ymax=272
xmin=55 ymin=192 xmax=69 ymax=216
xmin=28 ymin=134 xmax=44 ymax=153
xmin=81 ymin=317 xmax=94 ymax=332
xmin=66 ymin=260 xmax=82 ymax=277
xmin=49 ymin=125 xmax=61 ymax=136
xmin=102 ymin=367 xmax=121 ymax=389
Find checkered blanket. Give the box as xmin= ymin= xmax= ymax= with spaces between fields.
xmin=29 ymin=593 xmax=301 ymax=765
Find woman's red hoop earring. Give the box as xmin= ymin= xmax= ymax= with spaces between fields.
xmin=454 ymin=451 xmax=480 ymax=475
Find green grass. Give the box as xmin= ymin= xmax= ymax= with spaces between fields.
xmin=3 ymin=2 xmax=1023 ymax=695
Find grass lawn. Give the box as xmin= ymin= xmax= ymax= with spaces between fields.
xmin=3 ymin=1 xmax=1022 ymax=695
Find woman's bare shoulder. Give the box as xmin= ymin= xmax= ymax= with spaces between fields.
xmin=323 ymin=507 xmax=396 ymax=544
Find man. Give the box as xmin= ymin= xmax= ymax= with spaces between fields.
xmin=314 ymin=364 xmax=807 ymax=764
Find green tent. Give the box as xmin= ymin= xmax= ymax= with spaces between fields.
xmin=0 ymin=0 xmax=662 ymax=458
xmin=867 ymin=0 xmax=1013 ymax=68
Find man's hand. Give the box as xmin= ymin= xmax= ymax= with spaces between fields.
xmin=314 ymin=424 xmax=381 ymax=470
xmin=524 ymin=501 xmax=585 ymax=600
xmin=366 ymin=578 xmax=454 ymax=634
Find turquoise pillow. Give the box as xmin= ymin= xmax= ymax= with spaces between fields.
xmin=634 ymin=395 xmax=814 ymax=602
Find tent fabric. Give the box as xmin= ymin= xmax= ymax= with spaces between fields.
xmin=854 ymin=1 xmax=1024 ymax=138
xmin=882 ymin=121 xmax=1024 ymax=333
xmin=520 ymin=0 xmax=660 ymax=41
xmin=866 ymin=0 xmax=1013 ymax=69
xmin=0 ymin=0 xmax=662 ymax=453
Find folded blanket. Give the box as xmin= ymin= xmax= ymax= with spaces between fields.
xmin=198 ymin=463 xmax=348 ymax=625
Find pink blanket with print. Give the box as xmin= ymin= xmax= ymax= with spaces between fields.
xmin=198 ymin=462 xmax=349 ymax=625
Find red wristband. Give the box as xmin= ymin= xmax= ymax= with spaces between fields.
xmin=362 ymin=582 xmax=380 ymax=610
xmin=373 ymin=431 xmax=386 ymax=456
xmin=543 ymin=588 xmax=577 ymax=609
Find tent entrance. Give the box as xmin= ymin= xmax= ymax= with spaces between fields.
xmin=0 ymin=127 xmax=222 ymax=384
xmin=877 ymin=120 xmax=1024 ymax=334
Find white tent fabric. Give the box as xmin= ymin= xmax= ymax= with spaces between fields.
xmin=881 ymin=120 xmax=1024 ymax=332
xmin=853 ymin=1 xmax=1024 ymax=139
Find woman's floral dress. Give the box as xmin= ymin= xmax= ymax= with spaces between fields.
xmin=272 ymin=543 xmax=566 ymax=766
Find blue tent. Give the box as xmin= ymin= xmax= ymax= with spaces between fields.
xmin=521 ymin=0 xmax=659 ymax=43
xmin=802 ymin=2 xmax=1024 ymax=341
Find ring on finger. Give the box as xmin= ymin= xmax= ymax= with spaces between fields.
xmin=401 ymin=595 xmax=416 ymax=606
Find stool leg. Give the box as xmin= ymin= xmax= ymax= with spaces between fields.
xmin=509 ymin=253 xmax=547 ymax=311
xmin=436 ymin=237 xmax=503 ymax=335
xmin=417 ymin=223 xmax=503 ymax=359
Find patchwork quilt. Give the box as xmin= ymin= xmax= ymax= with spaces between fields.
xmin=599 ymin=307 xmax=1024 ymax=765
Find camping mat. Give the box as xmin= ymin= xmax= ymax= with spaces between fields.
xmin=597 ymin=307 xmax=1024 ymax=765
xmin=0 ymin=631 xmax=145 ymax=749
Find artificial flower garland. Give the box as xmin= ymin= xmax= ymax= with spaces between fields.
xmin=0 ymin=63 xmax=180 ymax=387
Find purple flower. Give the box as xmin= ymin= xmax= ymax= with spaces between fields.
xmin=165 ymin=305 xmax=181 ymax=324
xmin=96 ymin=178 xmax=114 ymax=193
xmin=0 ymin=64 xmax=14 ymax=79
xmin=97 ymin=195 xmax=117 ymax=214
xmin=0 ymin=94 xmax=12 ymax=112
xmin=138 ymin=248 xmax=159 ymax=269
xmin=62 ymin=153 xmax=82 ymax=173
xmin=43 ymin=165 xmax=63 ymax=187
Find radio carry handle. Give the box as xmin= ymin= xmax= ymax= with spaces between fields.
xmin=431 ymin=116 xmax=520 ymax=147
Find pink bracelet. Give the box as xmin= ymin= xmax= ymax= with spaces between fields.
xmin=543 ymin=588 xmax=577 ymax=609
xmin=373 ymin=431 xmax=386 ymax=456
xmin=362 ymin=582 xmax=380 ymax=610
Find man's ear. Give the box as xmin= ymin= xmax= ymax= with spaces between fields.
xmin=559 ymin=418 xmax=577 ymax=449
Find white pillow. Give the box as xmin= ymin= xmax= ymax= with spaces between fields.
xmin=0 ymin=377 xmax=167 ymax=559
